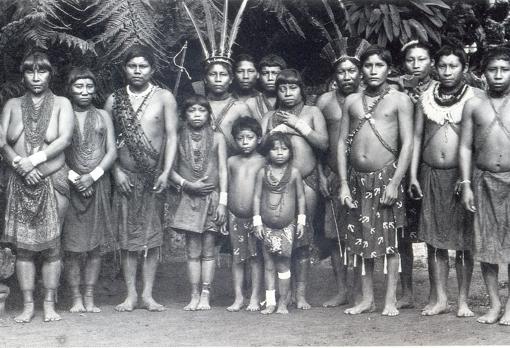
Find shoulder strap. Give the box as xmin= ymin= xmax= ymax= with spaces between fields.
xmin=211 ymin=98 xmax=236 ymax=130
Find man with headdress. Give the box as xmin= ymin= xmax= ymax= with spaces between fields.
xmin=1 ymin=50 xmax=74 ymax=323
xmin=316 ymin=36 xmax=370 ymax=308
xmin=104 ymin=45 xmax=178 ymax=312
xmin=246 ymin=54 xmax=288 ymax=121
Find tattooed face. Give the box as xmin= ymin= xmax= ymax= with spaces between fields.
xmin=23 ymin=67 xmax=51 ymax=96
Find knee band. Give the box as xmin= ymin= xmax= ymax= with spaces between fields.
xmin=278 ymin=270 xmax=291 ymax=280
xmin=265 ymin=290 xmax=276 ymax=306
xmin=201 ymin=255 xmax=215 ymax=262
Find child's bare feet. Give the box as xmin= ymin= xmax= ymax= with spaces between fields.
xmin=227 ymin=296 xmax=244 ymax=312
xmin=14 ymin=302 xmax=34 ymax=323
xmin=276 ymin=301 xmax=289 ymax=314
xmin=197 ymin=290 xmax=211 ymax=310
xmin=296 ymin=282 xmax=311 ymax=309
xmin=477 ymin=306 xmax=502 ymax=324
xmin=84 ymin=295 xmax=101 ymax=313
xmin=499 ymin=311 xmax=510 ymax=325
xmin=457 ymin=302 xmax=474 ymax=317
xmin=261 ymin=305 xmax=276 ymax=315
xmin=322 ymin=293 xmax=348 ymax=308
xmin=421 ymin=301 xmax=450 ymax=316
xmin=141 ymin=296 xmax=166 ymax=312
xmin=344 ymin=300 xmax=375 ymax=315
xmin=396 ymin=294 xmax=415 ymax=309
xmin=246 ymin=297 xmax=260 ymax=311
xmin=382 ymin=303 xmax=399 ymax=316
xmin=114 ymin=296 xmax=137 ymax=312
xmin=183 ymin=293 xmax=200 ymax=311
xmin=43 ymin=301 xmax=62 ymax=322
xmin=69 ymin=297 xmax=86 ymax=313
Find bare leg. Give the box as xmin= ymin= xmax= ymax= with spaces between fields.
xmin=14 ymin=260 xmax=35 ymax=323
xmin=478 ymin=262 xmax=501 ymax=324
xmin=352 ymin=263 xmax=362 ymax=305
xmin=382 ymin=254 xmax=399 ymax=316
xmin=247 ymin=254 xmax=263 ymax=311
xmin=261 ymin=247 xmax=276 ymax=315
xmin=184 ymin=233 xmax=201 ymax=311
xmin=423 ymin=245 xmax=437 ymax=312
xmin=115 ymin=250 xmax=138 ymax=312
xmin=345 ymin=257 xmax=376 ymax=314
xmin=227 ymin=261 xmax=245 ymax=312
xmin=397 ymin=238 xmax=414 ymax=309
xmin=422 ymin=247 xmax=450 ymax=315
xmin=65 ymin=253 xmax=85 ymax=313
xmin=197 ymin=232 xmax=216 ymax=310
xmin=83 ymin=249 xmax=102 ymax=313
xmin=43 ymin=260 xmax=62 ymax=322
xmin=294 ymin=247 xmax=311 ymax=310
xmin=140 ymin=248 xmax=165 ymax=311
xmin=323 ymin=245 xmax=348 ymax=307
xmin=275 ymin=257 xmax=291 ymax=314
xmin=455 ymin=250 xmax=474 ymax=317
xmin=499 ymin=265 xmax=510 ymax=325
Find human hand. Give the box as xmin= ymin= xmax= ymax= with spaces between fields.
xmin=75 ymin=174 xmax=94 ymax=192
xmin=408 ymin=178 xmax=423 ymax=200
xmin=278 ymin=110 xmax=299 ymax=128
xmin=183 ymin=177 xmax=215 ymax=196
xmin=461 ymin=186 xmax=476 ymax=213
xmin=114 ymin=168 xmax=133 ymax=195
xmin=214 ymin=204 xmax=227 ymax=225
xmin=24 ymin=168 xmax=42 ymax=185
xmin=16 ymin=157 xmax=34 ymax=177
xmin=339 ymin=184 xmax=356 ymax=209
xmin=270 ymin=124 xmax=298 ymax=135
xmin=296 ymin=223 xmax=305 ymax=239
xmin=153 ymin=173 xmax=168 ymax=193
xmin=381 ymin=182 xmax=399 ymax=206
xmin=81 ymin=187 xmax=94 ymax=198
xmin=318 ymin=172 xmax=331 ymax=198
xmin=254 ymin=225 xmax=264 ymax=240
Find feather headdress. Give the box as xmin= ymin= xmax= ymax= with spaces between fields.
xmin=183 ymin=0 xmax=249 ymax=66
xmin=319 ymin=0 xmax=370 ymax=66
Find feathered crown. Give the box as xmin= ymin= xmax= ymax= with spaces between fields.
xmin=183 ymin=0 xmax=248 ymax=66
xmin=319 ymin=0 xmax=371 ymax=66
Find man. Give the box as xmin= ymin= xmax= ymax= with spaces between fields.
xmin=233 ymin=54 xmax=259 ymax=102
xmin=104 ymin=45 xmax=178 ymax=312
xmin=338 ymin=46 xmax=413 ymax=316
xmin=261 ymin=68 xmax=328 ymax=309
xmin=316 ymin=37 xmax=368 ymax=307
xmin=460 ymin=47 xmax=510 ymax=325
xmin=410 ymin=45 xmax=482 ymax=317
xmin=1 ymin=50 xmax=74 ymax=322
xmin=246 ymin=54 xmax=287 ymax=121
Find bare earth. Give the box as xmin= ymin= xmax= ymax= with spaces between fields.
xmin=1 ymin=248 xmax=510 ymax=346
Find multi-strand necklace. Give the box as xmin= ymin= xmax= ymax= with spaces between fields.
xmin=180 ymin=124 xmax=214 ymax=179
xmin=264 ymin=164 xmax=291 ymax=217
xmin=21 ymin=92 xmax=54 ymax=154
xmin=69 ymin=106 xmax=104 ymax=171
xmin=434 ymin=83 xmax=468 ymax=107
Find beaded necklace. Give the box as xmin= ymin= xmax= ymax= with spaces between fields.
xmin=68 ymin=106 xmax=104 ymax=171
xmin=21 ymin=92 xmax=54 ymax=154
xmin=263 ymin=164 xmax=292 ymax=217
xmin=180 ymin=123 xmax=214 ymax=179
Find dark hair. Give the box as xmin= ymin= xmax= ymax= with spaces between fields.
xmin=204 ymin=61 xmax=233 ymax=77
xmin=402 ymin=42 xmax=433 ymax=60
xmin=20 ymin=50 xmax=54 ymax=77
xmin=259 ymin=54 xmax=287 ymax=71
xmin=360 ymin=45 xmax=392 ymax=67
xmin=67 ymin=66 xmax=96 ymax=91
xmin=435 ymin=45 xmax=467 ymax=69
xmin=235 ymin=54 xmax=257 ymax=70
xmin=180 ymin=94 xmax=212 ymax=120
xmin=123 ymin=45 xmax=155 ymax=67
xmin=275 ymin=68 xmax=306 ymax=105
xmin=261 ymin=131 xmax=293 ymax=161
xmin=334 ymin=57 xmax=361 ymax=70
xmin=481 ymin=46 xmax=510 ymax=72
xmin=231 ymin=116 xmax=262 ymax=138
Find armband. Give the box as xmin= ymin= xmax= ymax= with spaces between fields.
xmin=294 ymin=120 xmax=312 ymax=136
xmin=12 ymin=155 xmax=21 ymax=168
xmin=68 ymin=170 xmax=80 ymax=182
xmin=28 ymin=151 xmax=47 ymax=167
xmin=219 ymin=192 xmax=228 ymax=206
xmin=297 ymin=214 xmax=306 ymax=226
xmin=90 ymin=167 xmax=104 ymax=181
xmin=253 ymin=215 xmax=262 ymax=227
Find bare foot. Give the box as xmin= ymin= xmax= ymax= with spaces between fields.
xmin=69 ymin=297 xmax=86 ymax=313
xmin=382 ymin=303 xmax=400 ymax=316
xmin=261 ymin=305 xmax=276 ymax=315
xmin=422 ymin=301 xmax=435 ymax=313
xmin=276 ymin=301 xmax=289 ymax=314
xmin=197 ymin=291 xmax=211 ymax=310
xmin=457 ymin=303 xmax=474 ymax=317
xmin=322 ymin=293 xmax=348 ymax=308
xmin=296 ymin=295 xmax=311 ymax=310
xmin=84 ymin=296 xmax=101 ymax=313
xmin=43 ymin=301 xmax=62 ymax=322
xmin=344 ymin=301 xmax=375 ymax=315
xmin=499 ymin=311 xmax=510 ymax=325
xmin=477 ymin=307 xmax=502 ymax=324
xmin=396 ymin=294 xmax=415 ymax=309
xmin=421 ymin=302 xmax=450 ymax=316
xmin=183 ymin=293 xmax=200 ymax=311
xmin=114 ymin=296 xmax=137 ymax=312
xmin=227 ymin=296 xmax=244 ymax=312
xmin=141 ymin=297 xmax=166 ymax=312
xmin=246 ymin=297 xmax=260 ymax=312
xmin=14 ymin=303 xmax=34 ymax=323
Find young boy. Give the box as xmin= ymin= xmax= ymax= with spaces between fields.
xmin=253 ymin=132 xmax=306 ymax=315
xmin=226 ymin=117 xmax=266 ymax=311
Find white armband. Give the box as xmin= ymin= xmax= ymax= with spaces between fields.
xmin=253 ymin=215 xmax=263 ymax=227
xmin=12 ymin=155 xmax=21 ymax=168
xmin=28 ymin=151 xmax=47 ymax=167
xmin=89 ymin=166 xmax=104 ymax=182
xmin=68 ymin=170 xmax=80 ymax=182
xmin=294 ymin=120 xmax=312 ymax=136
xmin=219 ymin=192 xmax=228 ymax=206
xmin=297 ymin=214 xmax=306 ymax=226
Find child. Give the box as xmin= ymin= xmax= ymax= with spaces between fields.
xmin=253 ymin=132 xmax=306 ymax=314
xmin=226 ymin=117 xmax=266 ymax=312
xmin=170 ymin=94 xmax=228 ymax=311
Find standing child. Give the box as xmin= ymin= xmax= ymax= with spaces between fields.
xmin=170 ymin=94 xmax=228 ymax=311
xmin=253 ymin=132 xmax=306 ymax=314
xmin=226 ymin=117 xmax=266 ymax=312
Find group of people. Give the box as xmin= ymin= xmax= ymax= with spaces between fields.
xmin=2 ymin=26 xmax=510 ymax=328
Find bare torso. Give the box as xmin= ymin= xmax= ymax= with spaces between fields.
xmin=246 ymin=94 xmax=276 ymax=121
xmin=209 ymin=97 xmax=251 ymax=153
xmin=317 ymin=90 xmax=343 ymax=172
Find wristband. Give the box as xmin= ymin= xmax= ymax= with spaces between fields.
xmin=297 ymin=214 xmax=306 ymax=225
xmin=459 ymin=180 xmax=471 ymax=185
xmin=295 ymin=120 xmax=312 ymax=136
xmin=219 ymin=192 xmax=228 ymax=206
xmin=253 ymin=215 xmax=262 ymax=227
xmin=179 ymin=178 xmax=186 ymax=188
xmin=89 ymin=166 xmax=104 ymax=181
xmin=12 ymin=155 xmax=21 ymax=168
xmin=28 ymin=151 xmax=47 ymax=167
xmin=68 ymin=170 xmax=80 ymax=182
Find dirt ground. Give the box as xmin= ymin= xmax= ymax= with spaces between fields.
xmin=1 ymin=245 xmax=510 ymax=346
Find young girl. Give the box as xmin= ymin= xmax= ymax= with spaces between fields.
xmin=253 ymin=132 xmax=306 ymax=314
xmin=170 ymin=94 xmax=227 ymax=311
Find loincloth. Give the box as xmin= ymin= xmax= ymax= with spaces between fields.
xmin=403 ymin=176 xmax=420 ymax=243
xmin=323 ymin=169 xmax=348 ymax=242
xmin=261 ymin=222 xmax=295 ymax=257
xmin=170 ymin=189 xmax=220 ymax=234
xmin=112 ymin=168 xmax=164 ymax=251
xmin=346 ymin=162 xmax=406 ymax=259
xmin=303 ymin=165 xmax=319 ymax=192
xmin=472 ymin=167 xmax=510 ymax=264
xmin=228 ymin=211 xmax=258 ymax=264
xmin=418 ymin=163 xmax=472 ymax=251
xmin=63 ymin=174 xmax=117 ymax=254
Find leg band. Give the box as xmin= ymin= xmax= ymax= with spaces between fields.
xmin=265 ymin=290 xmax=276 ymax=306
xmin=278 ymin=270 xmax=291 ymax=280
